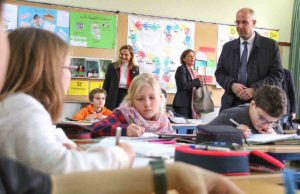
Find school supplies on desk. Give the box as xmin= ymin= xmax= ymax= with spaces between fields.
xmin=196 ymin=125 xmax=243 ymax=146
xmin=115 ymin=127 xmax=122 ymax=145
xmin=175 ymin=146 xmax=284 ymax=176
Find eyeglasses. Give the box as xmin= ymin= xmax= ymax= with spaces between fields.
xmin=255 ymin=109 xmax=278 ymax=128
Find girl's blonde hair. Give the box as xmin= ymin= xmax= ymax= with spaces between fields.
xmin=0 ymin=28 xmax=69 ymax=122
xmin=122 ymin=73 xmax=163 ymax=114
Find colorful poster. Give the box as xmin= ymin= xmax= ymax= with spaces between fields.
xmin=18 ymin=6 xmax=69 ymax=42
xmin=67 ymin=80 xmax=89 ymax=96
xmin=217 ymin=24 xmax=279 ymax=61
xmin=4 ymin=3 xmax=18 ymax=32
xmin=128 ymin=15 xmax=195 ymax=93
xmin=70 ymin=12 xmax=117 ymax=48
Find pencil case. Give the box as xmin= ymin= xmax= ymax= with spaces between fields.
xmin=175 ymin=146 xmax=284 ymax=176
xmin=196 ymin=125 xmax=243 ymax=146
xmin=56 ymin=123 xmax=92 ymax=139
xmin=175 ymin=145 xmax=249 ymax=176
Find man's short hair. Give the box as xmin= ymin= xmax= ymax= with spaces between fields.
xmin=253 ymin=85 xmax=287 ymax=117
xmin=89 ymin=88 xmax=107 ymax=102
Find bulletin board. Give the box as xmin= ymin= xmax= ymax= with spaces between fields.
xmin=6 ymin=0 xmax=263 ymax=107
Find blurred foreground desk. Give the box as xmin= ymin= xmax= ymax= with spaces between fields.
xmin=247 ymin=145 xmax=300 ymax=162
xmin=230 ymin=174 xmax=300 ymax=194
xmin=168 ymin=174 xmax=299 ymax=194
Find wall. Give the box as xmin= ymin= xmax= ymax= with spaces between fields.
xmin=26 ymin=0 xmax=294 ymax=42
xmin=22 ymin=0 xmax=294 ymax=119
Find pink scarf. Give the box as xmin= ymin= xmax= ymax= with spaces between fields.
xmin=117 ymin=102 xmax=174 ymax=134
xmin=187 ymin=67 xmax=198 ymax=119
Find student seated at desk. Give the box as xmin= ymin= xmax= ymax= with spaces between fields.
xmin=208 ymin=85 xmax=287 ymax=137
xmin=0 ymin=27 xmax=134 ymax=174
xmin=91 ymin=73 xmax=174 ymax=137
xmin=73 ymin=88 xmax=113 ymax=121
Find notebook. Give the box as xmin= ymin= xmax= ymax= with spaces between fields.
xmin=246 ymin=134 xmax=299 ymax=145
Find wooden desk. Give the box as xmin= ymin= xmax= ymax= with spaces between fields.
xmin=168 ymin=174 xmax=299 ymax=194
xmin=230 ymin=174 xmax=300 ymax=194
xmin=247 ymin=145 xmax=300 ymax=162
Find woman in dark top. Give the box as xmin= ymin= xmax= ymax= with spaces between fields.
xmin=103 ymin=45 xmax=139 ymax=110
xmin=173 ymin=49 xmax=202 ymax=118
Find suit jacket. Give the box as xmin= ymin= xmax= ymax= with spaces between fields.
xmin=215 ymin=32 xmax=283 ymax=111
xmin=173 ymin=65 xmax=202 ymax=108
xmin=103 ymin=62 xmax=139 ymax=110
xmin=282 ymin=69 xmax=297 ymax=114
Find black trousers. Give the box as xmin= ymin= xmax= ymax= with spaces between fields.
xmin=116 ymin=88 xmax=128 ymax=108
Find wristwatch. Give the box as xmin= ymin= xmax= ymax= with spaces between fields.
xmin=149 ymin=160 xmax=167 ymax=194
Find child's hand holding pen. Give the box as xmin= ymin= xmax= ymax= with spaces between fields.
xmin=127 ymin=115 xmax=145 ymax=137
xmin=229 ymin=118 xmax=252 ymax=138
xmin=115 ymin=127 xmax=135 ymax=166
xmin=127 ymin=124 xmax=145 ymax=137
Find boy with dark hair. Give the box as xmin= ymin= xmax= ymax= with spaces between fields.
xmin=73 ymin=88 xmax=113 ymax=120
xmin=209 ymin=85 xmax=287 ymax=137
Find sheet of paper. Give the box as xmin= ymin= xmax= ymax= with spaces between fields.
xmin=246 ymin=134 xmax=298 ymax=144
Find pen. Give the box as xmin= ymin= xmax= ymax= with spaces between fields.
xmin=229 ymin=118 xmax=249 ymax=146
xmin=229 ymin=118 xmax=240 ymax=127
xmin=190 ymin=144 xmax=231 ymax=151
xmin=129 ymin=115 xmax=136 ymax=124
xmin=115 ymin=127 xmax=122 ymax=145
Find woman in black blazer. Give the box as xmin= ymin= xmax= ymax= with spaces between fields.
xmin=173 ymin=49 xmax=202 ymax=118
xmin=103 ymin=45 xmax=139 ymax=110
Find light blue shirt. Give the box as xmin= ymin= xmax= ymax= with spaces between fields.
xmin=240 ymin=32 xmax=255 ymax=61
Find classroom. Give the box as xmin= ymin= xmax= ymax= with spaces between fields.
xmin=1 ymin=0 xmax=300 ymax=193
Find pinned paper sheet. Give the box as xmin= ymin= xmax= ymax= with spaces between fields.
xmin=67 ymin=80 xmax=89 ymax=95
xmin=196 ymin=51 xmax=208 ymax=61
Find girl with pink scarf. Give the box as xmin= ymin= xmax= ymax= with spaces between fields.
xmin=91 ymin=73 xmax=174 ymax=137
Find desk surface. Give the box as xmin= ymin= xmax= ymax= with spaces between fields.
xmin=168 ymin=174 xmax=300 ymax=194
xmin=247 ymin=145 xmax=300 ymax=153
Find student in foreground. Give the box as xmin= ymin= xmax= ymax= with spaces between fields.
xmin=0 ymin=2 xmax=241 ymax=193
xmin=208 ymin=85 xmax=287 ymax=137
xmin=92 ymin=73 xmax=174 ymax=137
xmin=73 ymin=88 xmax=113 ymax=121
xmin=1 ymin=155 xmax=242 ymax=194
xmin=0 ymin=27 xmax=135 ymax=174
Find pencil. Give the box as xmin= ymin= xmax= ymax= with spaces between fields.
xmin=229 ymin=118 xmax=240 ymax=127
xmin=129 ymin=115 xmax=135 ymax=124
xmin=115 ymin=127 xmax=122 ymax=145
xmin=229 ymin=118 xmax=249 ymax=146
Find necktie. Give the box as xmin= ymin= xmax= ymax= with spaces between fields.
xmin=239 ymin=41 xmax=248 ymax=85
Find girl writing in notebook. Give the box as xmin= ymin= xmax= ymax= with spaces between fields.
xmin=91 ymin=73 xmax=174 ymax=137
xmin=0 ymin=27 xmax=135 ymax=174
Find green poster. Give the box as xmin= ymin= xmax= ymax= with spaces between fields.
xmin=70 ymin=12 xmax=116 ymax=49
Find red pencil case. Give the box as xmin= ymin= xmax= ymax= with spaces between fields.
xmin=175 ymin=145 xmax=284 ymax=176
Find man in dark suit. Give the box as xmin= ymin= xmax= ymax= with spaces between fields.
xmin=215 ymin=8 xmax=283 ymax=112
